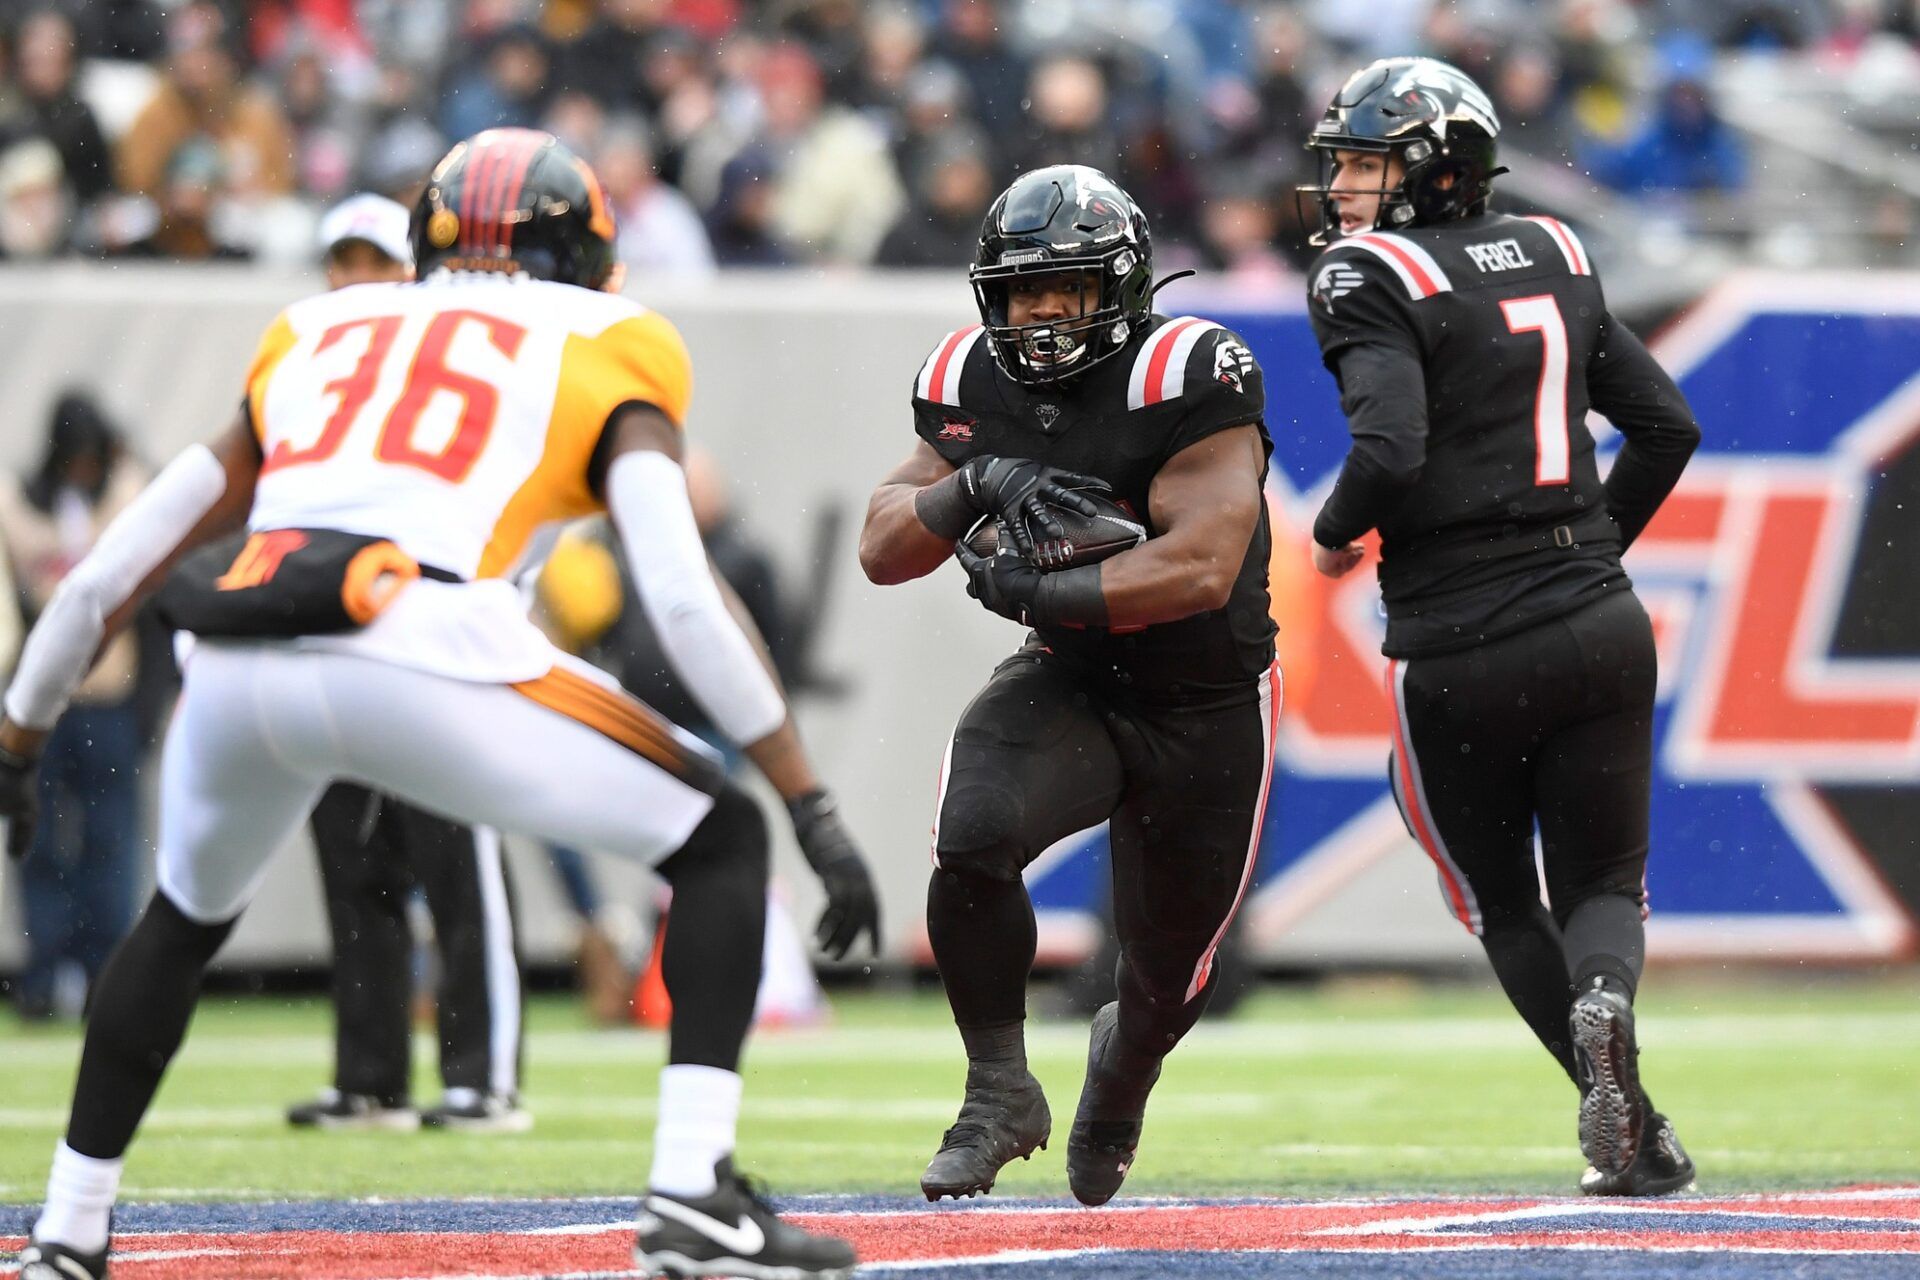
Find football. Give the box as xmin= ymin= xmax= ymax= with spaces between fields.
xmin=961 ymin=486 xmax=1147 ymax=571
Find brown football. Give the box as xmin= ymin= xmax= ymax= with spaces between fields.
xmin=960 ymin=488 xmax=1146 ymax=571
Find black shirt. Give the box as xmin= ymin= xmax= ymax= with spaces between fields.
xmin=913 ymin=314 xmax=1276 ymax=706
xmin=1306 ymin=212 xmax=1700 ymax=658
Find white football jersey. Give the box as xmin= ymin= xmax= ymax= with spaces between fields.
xmin=236 ymin=274 xmax=693 ymax=681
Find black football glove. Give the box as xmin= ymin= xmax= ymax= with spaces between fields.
xmin=787 ymin=789 xmax=881 ymax=961
xmin=954 ymin=541 xmax=1045 ymax=625
xmin=0 ymin=742 xmax=40 ymax=862
xmin=957 ymin=457 xmax=1109 ymax=558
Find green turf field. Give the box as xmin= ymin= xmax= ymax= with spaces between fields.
xmin=4 ymin=976 xmax=1918 ymax=1204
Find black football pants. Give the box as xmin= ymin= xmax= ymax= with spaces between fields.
xmin=1386 ymin=589 xmax=1656 ymax=936
xmin=309 ymin=783 xmax=523 ymax=1102
xmin=929 ymin=644 xmax=1279 ymax=1063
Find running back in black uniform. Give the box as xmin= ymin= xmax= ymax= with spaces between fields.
xmin=1302 ymin=57 xmax=1701 ymax=1197
xmin=863 ymin=164 xmax=1279 ymax=1208
xmin=913 ymin=313 xmax=1274 ymax=703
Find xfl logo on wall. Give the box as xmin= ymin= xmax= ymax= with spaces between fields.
xmin=1028 ymin=274 xmax=1920 ymax=965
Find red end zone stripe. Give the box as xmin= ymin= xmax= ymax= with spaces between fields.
xmin=1388 ymin=660 xmax=1473 ymax=928
xmin=928 ymin=325 xmax=979 ymax=402
xmin=1142 ymin=318 xmax=1203 ymax=405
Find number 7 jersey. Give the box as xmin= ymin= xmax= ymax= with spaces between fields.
xmin=246 ymin=274 xmax=691 ymax=582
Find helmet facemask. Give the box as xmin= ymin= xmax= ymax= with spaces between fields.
xmin=971 ymin=252 xmax=1140 ymax=386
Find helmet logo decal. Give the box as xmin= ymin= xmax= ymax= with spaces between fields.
xmin=572 ymin=158 xmax=616 ymax=242
xmin=427 ymin=208 xmax=459 ymax=248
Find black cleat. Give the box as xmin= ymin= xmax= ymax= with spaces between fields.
xmin=1066 ymin=1002 xmax=1161 ymax=1207
xmin=286 ymin=1088 xmax=419 ymax=1132
xmin=1570 ymin=982 xmax=1647 ymax=1177
xmin=919 ymin=1060 xmax=1051 ymax=1200
xmin=17 ymin=1235 xmax=108 ymax=1280
xmin=1582 ymin=1111 xmax=1697 ymax=1197
xmin=635 ymin=1157 xmax=855 ymax=1279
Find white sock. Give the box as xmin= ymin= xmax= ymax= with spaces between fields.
xmin=648 ymin=1064 xmax=743 ymax=1197
xmin=34 ymin=1142 xmax=123 ymax=1253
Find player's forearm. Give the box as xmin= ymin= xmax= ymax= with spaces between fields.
xmin=1093 ymin=532 xmax=1241 ymax=626
xmin=741 ymin=717 xmax=822 ymax=802
xmin=609 ymin=451 xmax=789 ymax=747
xmin=1313 ymin=448 xmax=1419 ymax=549
xmin=858 ymin=482 xmax=956 ymax=585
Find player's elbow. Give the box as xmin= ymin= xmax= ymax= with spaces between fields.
xmin=1173 ymin=556 xmax=1237 ymax=614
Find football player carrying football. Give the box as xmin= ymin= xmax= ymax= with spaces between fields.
xmin=861 ymin=165 xmax=1279 ymax=1206
xmin=1299 ymin=59 xmax=1701 ymax=1195
xmin=0 ymin=129 xmax=870 ymax=1280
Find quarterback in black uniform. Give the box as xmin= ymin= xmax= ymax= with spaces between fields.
xmin=1300 ymin=58 xmax=1702 ymax=1194
xmin=861 ymin=165 xmax=1278 ymax=1205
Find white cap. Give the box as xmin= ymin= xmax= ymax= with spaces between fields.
xmin=317 ymin=193 xmax=413 ymax=266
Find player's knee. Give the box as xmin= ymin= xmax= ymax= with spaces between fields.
xmin=933 ymin=783 xmax=1028 ymax=882
xmin=659 ymin=783 xmax=769 ymax=893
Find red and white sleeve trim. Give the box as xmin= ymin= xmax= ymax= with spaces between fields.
xmin=1523 ymin=216 xmax=1592 ymax=276
xmin=1337 ymin=233 xmax=1454 ymax=300
xmin=915 ymin=325 xmax=985 ymax=406
xmin=1126 ymin=316 xmax=1224 ymax=410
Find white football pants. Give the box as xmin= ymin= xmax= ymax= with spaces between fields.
xmin=156 ymin=642 xmax=719 ymax=924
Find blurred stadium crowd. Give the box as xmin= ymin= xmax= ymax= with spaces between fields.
xmin=0 ymin=0 xmax=1915 ymax=279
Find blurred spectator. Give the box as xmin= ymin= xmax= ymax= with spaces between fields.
xmin=847 ymin=3 xmax=927 ymax=115
xmin=542 ymin=88 xmax=610 ymax=158
xmin=276 ymin=32 xmax=359 ymax=200
xmin=781 ymin=0 xmax=868 ymax=100
xmin=891 ymin=61 xmax=984 ymax=193
xmin=1013 ymin=55 xmax=1122 ymax=175
xmin=1193 ymin=171 xmax=1294 ymax=288
xmin=357 ymin=116 xmax=446 ymax=207
xmin=0 ymin=138 xmax=70 ymax=259
xmin=706 ymin=150 xmax=791 ymax=265
xmin=0 ymin=524 xmax=18 ymax=678
xmin=876 ymin=133 xmax=992 ymax=267
xmin=0 ymin=393 xmax=152 ymax=1022
xmin=930 ymin=0 xmax=1027 ymax=137
xmin=752 ymin=41 xmax=905 ymax=263
xmin=107 ymin=136 xmax=254 ymax=259
xmin=597 ymin=120 xmax=716 ymax=277
xmin=438 ymin=23 xmax=555 ymax=142
xmin=1583 ymin=32 xmax=1747 ymax=195
xmin=12 ymin=8 xmax=112 ymax=207
xmin=115 ymin=2 xmax=296 ymax=200
xmin=1493 ymin=43 xmax=1580 ymax=165
xmin=554 ymin=0 xmax=669 ymax=114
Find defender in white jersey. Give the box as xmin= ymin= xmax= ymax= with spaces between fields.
xmin=0 ymin=129 xmax=870 ymax=1280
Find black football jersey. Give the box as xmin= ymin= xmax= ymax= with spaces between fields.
xmin=1307 ymin=212 xmax=1698 ymax=658
xmin=913 ymin=315 xmax=1275 ymax=705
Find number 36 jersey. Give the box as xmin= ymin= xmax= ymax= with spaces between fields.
xmin=240 ymin=274 xmax=691 ymax=680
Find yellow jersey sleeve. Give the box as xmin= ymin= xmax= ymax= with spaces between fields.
xmin=244 ymin=310 xmax=299 ymax=443
xmin=555 ymin=309 xmax=695 ymax=436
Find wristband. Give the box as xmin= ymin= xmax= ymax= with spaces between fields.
xmin=913 ymin=471 xmax=977 ymax=540
xmin=1031 ymin=565 xmax=1109 ymax=627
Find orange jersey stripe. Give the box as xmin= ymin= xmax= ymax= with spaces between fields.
xmin=511 ymin=666 xmax=707 ymax=785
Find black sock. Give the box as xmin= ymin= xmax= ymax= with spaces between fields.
xmin=1112 ymin=955 xmax=1209 ymax=1078
xmin=1479 ymin=901 xmax=1579 ymax=1086
xmin=66 ymin=893 xmax=235 ymax=1159
xmin=928 ymin=868 xmax=1035 ymax=1030
xmin=1562 ymin=892 xmax=1645 ymax=1002
xmin=656 ymin=788 xmax=768 ymax=1071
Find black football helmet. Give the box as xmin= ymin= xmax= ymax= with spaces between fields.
xmin=969 ymin=165 xmax=1153 ymax=387
xmin=411 ymin=128 xmax=617 ymax=288
xmin=1299 ymin=57 xmax=1503 ymax=245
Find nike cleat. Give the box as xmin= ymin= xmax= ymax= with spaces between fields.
xmin=1582 ymin=1111 xmax=1697 ymax=1196
xmin=635 ymin=1157 xmax=855 ymax=1279
xmin=1570 ymin=982 xmax=1647 ymax=1177
xmin=17 ymin=1235 xmax=108 ymax=1280
xmin=1066 ymin=1001 xmax=1161 ymax=1207
xmin=919 ymin=1061 xmax=1051 ymax=1200
xmin=421 ymin=1088 xmax=533 ymax=1134
xmin=285 ymin=1088 xmax=419 ymax=1132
